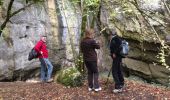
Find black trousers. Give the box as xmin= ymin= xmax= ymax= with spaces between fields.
xmin=84 ymin=61 xmax=99 ymax=89
xmin=112 ymin=56 xmax=124 ymax=89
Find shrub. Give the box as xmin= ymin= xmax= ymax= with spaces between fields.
xmin=56 ymin=67 xmax=83 ymax=87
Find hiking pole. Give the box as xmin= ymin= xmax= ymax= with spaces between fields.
xmin=105 ymin=66 xmax=112 ymax=85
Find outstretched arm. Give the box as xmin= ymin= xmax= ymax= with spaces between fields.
xmin=92 ymin=40 xmax=100 ymax=49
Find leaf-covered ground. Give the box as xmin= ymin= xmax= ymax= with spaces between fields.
xmin=0 ymin=79 xmax=170 ymax=100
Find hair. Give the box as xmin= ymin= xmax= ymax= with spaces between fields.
xmin=40 ymin=34 xmax=47 ymax=37
xmin=107 ymin=29 xmax=117 ymax=36
xmin=85 ymin=28 xmax=94 ymax=38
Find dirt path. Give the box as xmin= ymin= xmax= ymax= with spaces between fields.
xmin=0 ymin=80 xmax=170 ymax=100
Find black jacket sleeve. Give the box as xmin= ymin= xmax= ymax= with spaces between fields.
xmin=110 ymin=36 xmax=122 ymax=55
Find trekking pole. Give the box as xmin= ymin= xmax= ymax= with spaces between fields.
xmin=105 ymin=66 xmax=112 ymax=85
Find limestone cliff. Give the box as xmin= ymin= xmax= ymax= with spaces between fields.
xmin=0 ymin=0 xmax=81 ymax=81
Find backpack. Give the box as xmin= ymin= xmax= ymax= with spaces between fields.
xmin=28 ymin=43 xmax=43 ymax=61
xmin=120 ymin=39 xmax=129 ymax=57
xmin=28 ymin=48 xmax=38 ymax=61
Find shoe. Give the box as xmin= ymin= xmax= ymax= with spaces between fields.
xmin=113 ymin=88 xmax=123 ymax=93
xmin=94 ymin=87 xmax=102 ymax=92
xmin=120 ymin=83 xmax=125 ymax=88
xmin=47 ymin=78 xmax=53 ymax=83
xmin=40 ymin=80 xmax=46 ymax=83
xmin=88 ymin=87 xmax=93 ymax=91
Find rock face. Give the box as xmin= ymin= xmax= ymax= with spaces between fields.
xmin=0 ymin=0 xmax=81 ymax=81
xmin=56 ymin=0 xmax=82 ymax=67
xmin=100 ymin=0 xmax=170 ymax=86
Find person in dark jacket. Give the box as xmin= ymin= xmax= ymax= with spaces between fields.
xmin=34 ymin=35 xmax=53 ymax=82
xmin=109 ymin=30 xmax=124 ymax=93
xmin=80 ymin=28 xmax=101 ymax=92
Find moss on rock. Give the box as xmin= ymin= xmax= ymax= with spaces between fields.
xmin=2 ymin=28 xmax=13 ymax=47
xmin=56 ymin=67 xmax=83 ymax=87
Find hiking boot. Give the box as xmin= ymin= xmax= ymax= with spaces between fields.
xmin=40 ymin=79 xmax=46 ymax=83
xmin=88 ymin=87 xmax=93 ymax=91
xmin=47 ymin=78 xmax=53 ymax=83
xmin=94 ymin=87 xmax=102 ymax=92
xmin=113 ymin=88 xmax=123 ymax=93
xmin=120 ymin=84 xmax=126 ymax=91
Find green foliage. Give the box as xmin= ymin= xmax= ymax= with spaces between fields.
xmin=2 ymin=28 xmax=13 ymax=46
xmin=26 ymin=0 xmax=44 ymax=6
xmin=85 ymin=0 xmax=100 ymax=11
xmin=82 ymin=0 xmax=100 ymax=35
xmin=29 ymin=0 xmax=44 ymax=3
xmin=57 ymin=67 xmax=83 ymax=87
xmin=71 ymin=0 xmax=100 ymax=14
xmin=156 ymin=41 xmax=170 ymax=70
xmin=0 ymin=0 xmax=3 ymax=5
xmin=75 ymin=54 xmax=85 ymax=74
xmin=2 ymin=28 xmax=9 ymax=40
xmin=71 ymin=0 xmax=100 ymax=10
xmin=71 ymin=0 xmax=80 ymax=5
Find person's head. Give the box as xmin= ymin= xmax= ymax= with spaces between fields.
xmin=40 ymin=35 xmax=47 ymax=42
xmin=108 ymin=29 xmax=117 ymax=40
xmin=85 ymin=28 xmax=94 ymax=38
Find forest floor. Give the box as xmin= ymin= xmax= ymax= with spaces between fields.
xmin=0 ymin=78 xmax=170 ymax=100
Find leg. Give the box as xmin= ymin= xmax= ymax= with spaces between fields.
xmin=117 ymin=57 xmax=124 ymax=87
xmin=112 ymin=58 xmax=121 ymax=89
xmin=39 ymin=58 xmax=46 ymax=81
xmin=85 ymin=61 xmax=93 ymax=88
xmin=90 ymin=61 xmax=99 ymax=89
xmin=44 ymin=58 xmax=53 ymax=81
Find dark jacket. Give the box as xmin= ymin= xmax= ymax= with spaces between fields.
xmin=110 ymin=35 xmax=122 ymax=57
xmin=80 ymin=37 xmax=100 ymax=61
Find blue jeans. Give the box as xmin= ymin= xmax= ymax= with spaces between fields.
xmin=39 ymin=58 xmax=53 ymax=81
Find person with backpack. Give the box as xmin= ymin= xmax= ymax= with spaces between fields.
xmin=80 ymin=28 xmax=102 ymax=92
xmin=34 ymin=35 xmax=53 ymax=83
xmin=109 ymin=30 xmax=124 ymax=93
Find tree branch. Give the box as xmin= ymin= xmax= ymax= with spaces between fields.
xmin=0 ymin=1 xmax=34 ymax=36
xmin=0 ymin=0 xmax=14 ymax=36
xmin=6 ymin=0 xmax=15 ymax=19
xmin=10 ymin=3 xmax=34 ymax=18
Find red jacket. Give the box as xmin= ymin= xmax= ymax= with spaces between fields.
xmin=34 ymin=40 xmax=48 ymax=58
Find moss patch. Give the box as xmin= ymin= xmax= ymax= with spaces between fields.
xmin=2 ymin=28 xmax=13 ymax=47
xmin=56 ymin=67 xmax=83 ymax=87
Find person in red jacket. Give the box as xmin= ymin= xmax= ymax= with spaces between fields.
xmin=34 ymin=35 xmax=53 ymax=82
